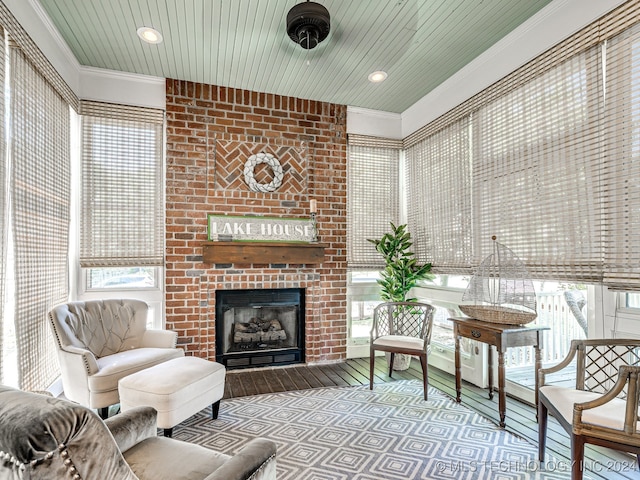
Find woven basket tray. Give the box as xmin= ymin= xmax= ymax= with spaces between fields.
xmin=458 ymin=305 xmax=537 ymax=325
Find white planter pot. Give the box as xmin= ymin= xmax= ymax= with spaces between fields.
xmin=385 ymin=352 xmax=412 ymax=371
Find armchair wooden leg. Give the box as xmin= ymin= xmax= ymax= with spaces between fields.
xmin=537 ymin=401 xmax=548 ymax=462
xmin=98 ymin=407 xmax=109 ymax=419
xmin=164 ymin=428 xmax=173 ymax=438
xmin=420 ymin=355 xmax=428 ymax=401
xmin=388 ymin=353 xmax=394 ymax=378
xmin=571 ymin=434 xmax=585 ymax=480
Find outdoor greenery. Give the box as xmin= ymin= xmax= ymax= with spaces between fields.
xmin=368 ymin=222 xmax=434 ymax=302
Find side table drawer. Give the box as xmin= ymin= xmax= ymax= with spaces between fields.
xmin=456 ymin=323 xmax=498 ymax=345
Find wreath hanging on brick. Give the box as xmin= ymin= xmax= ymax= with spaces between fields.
xmin=243 ymin=153 xmax=284 ymax=193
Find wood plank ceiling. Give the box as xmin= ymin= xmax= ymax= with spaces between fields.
xmin=36 ymin=0 xmax=553 ymax=113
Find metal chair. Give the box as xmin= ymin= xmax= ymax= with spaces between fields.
xmin=369 ymin=301 xmax=436 ymax=400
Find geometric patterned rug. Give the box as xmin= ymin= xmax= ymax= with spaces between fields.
xmin=172 ymin=380 xmax=572 ymax=480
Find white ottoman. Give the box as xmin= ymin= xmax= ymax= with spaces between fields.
xmin=118 ymin=356 xmax=226 ymax=437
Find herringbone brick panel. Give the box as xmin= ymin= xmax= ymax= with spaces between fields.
xmin=213 ymin=140 xmax=307 ymax=193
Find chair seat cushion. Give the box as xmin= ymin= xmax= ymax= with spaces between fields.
xmin=123 ymin=437 xmax=230 ymax=480
xmin=90 ymin=347 xmax=184 ymax=393
xmin=373 ymin=335 xmax=424 ymax=351
xmin=540 ymin=385 xmax=633 ymax=431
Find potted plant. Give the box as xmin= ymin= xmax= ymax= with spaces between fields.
xmin=368 ymin=222 xmax=435 ymax=369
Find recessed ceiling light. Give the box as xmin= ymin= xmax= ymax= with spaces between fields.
xmin=137 ymin=26 xmax=163 ymax=44
xmin=368 ymin=70 xmax=388 ymax=83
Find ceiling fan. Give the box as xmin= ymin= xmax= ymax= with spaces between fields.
xmin=286 ymin=1 xmax=331 ymax=50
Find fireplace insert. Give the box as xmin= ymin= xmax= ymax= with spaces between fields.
xmin=215 ymin=288 xmax=305 ymax=368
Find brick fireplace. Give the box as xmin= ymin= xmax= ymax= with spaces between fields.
xmin=165 ymin=79 xmax=348 ymax=365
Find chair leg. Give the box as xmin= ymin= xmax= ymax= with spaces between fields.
xmin=420 ymin=355 xmax=428 ymax=401
xmin=211 ymin=400 xmax=221 ymax=419
xmin=571 ymin=434 xmax=585 ymax=480
xmin=98 ymin=407 xmax=109 ymax=419
xmin=537 ymin=401 xmax=548 ymax=462
xmin=369 ymin=349 xmax=375 ymax=390
xmin=164 ymin=428 xmax=173 ymax=438
xmin=388 ymin=353 xmax=394 ymax=378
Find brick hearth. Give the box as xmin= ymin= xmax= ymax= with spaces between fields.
xmin=165 ymin=79 xmax=347 ymax=364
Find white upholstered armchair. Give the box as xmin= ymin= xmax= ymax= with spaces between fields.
xmin=48 ymin=299 xmax=184 ymax=416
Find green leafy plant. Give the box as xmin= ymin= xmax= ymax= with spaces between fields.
xmin=367 ymin=222 xmax=435 ymax=302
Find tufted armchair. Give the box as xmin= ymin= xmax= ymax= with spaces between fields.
xmin=48 ymin=299 xmax=184 ymax=415
xmin=0 ymin=386 xmax=277 ymax=480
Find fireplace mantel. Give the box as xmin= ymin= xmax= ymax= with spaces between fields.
xmin=202 ymin=241 xmax=326 ymax=264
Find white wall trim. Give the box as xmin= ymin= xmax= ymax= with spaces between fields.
xmin=346 ymin=106 xmax=402 ymax=138
xmin=79 ymin=66 xmax=166 ymax=109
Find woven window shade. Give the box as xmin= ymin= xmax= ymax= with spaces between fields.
xmin=10 ymin=45 xmax=70 ymax=391
xmin=402 ymin=1 xmax=640 ymax=288
xmin=405 ymin=117 xmax=472 ymax=274
xmin=472 ymin=46 xmax=603 ymax=283
xmin=0 ymin=26 xmax=5 ymax=384
xmin=0 ymin=3 xmax=78 ymax=111
xmin=602 ymin=22 xmax=640 ymax=290
xmin=79 ymin=101 xmax=164 ymax=267
xmin=347 ymin=136 xmax=401 ymax=269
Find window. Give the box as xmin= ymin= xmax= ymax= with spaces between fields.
xmin=87 ymin=266 xmax=157 ymax=290
xmin=626 ymin=293 xmax=640 ymax=309
xmin=0 ymin=9 xmax=77 ymax=389
xmin=347 ymin=271 xmax=382 ymax=344
xmin=403 ymin=6 xmax=640 ymax=292
xmin=79 ymin=101 xmax=164 ymax=269
xmin=405 ymin=118 xmax=472 ymax=272
xmin=347 ymin=137 xmax=401 ymax=269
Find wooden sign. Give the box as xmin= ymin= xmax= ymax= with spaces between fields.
xmin=207 ymin=214 xmax=315 ymax=242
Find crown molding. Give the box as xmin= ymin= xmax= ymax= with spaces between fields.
xmin=7 ymin=0 xmax=165 ymax=108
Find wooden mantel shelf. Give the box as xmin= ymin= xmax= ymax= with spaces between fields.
xmin=202 ymin=241 xmax=326 ymax=264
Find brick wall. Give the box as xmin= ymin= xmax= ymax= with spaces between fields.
xmin=165 ymin=79 xmax=348 ymax=364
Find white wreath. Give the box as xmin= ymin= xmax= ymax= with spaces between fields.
xmin=243 ymin=153 xmax=284 ymax=193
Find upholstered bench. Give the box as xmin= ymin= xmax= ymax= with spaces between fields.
xmin=119 ymin=356 xmax=226 ymax=437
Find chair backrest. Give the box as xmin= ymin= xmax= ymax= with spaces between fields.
xmin=48 ymin=299 xmax=149 ymax=358
xmin=572 ymin=339 xmax=640 ymax=398
xmin=0 ymin=386 xmax=137 ymax=479
xmin=371 ymin=301 xmax=436 ymax=343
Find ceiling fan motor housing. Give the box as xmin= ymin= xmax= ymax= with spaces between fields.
xmin=287 ymin=1 xmax=331 ymax=50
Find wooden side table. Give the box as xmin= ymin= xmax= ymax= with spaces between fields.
xmin=450 ymin=316 xmax=549 ymax=427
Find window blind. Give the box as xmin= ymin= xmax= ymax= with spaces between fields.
xmin=0 ymin=26 xmax=5 ymax=384
xmin=402 ymin=1 xmax=640 ymax=289
xmin=347 ymin=135 xmax=401 ymax=269
xmin=79 ymin=101 xmax=164 ymax=267
xmin=602 ymin=22 xmax=640 ymax=290
xmin=472 ymin=46 xmax=603 ymax=282
xmin=10 ymin=44 xmax=70 ymax=390
xmin=0 ymin=3 xmax=77 ymax=110
xmin=405 ymin=117 xmax=472 ymax=274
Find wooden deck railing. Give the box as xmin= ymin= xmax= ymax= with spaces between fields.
xmin=504 ymin=291 xmax=587 ymax=369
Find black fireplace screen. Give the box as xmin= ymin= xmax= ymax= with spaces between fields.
xmin=215 ymin=288 xmax=305 ymax=368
